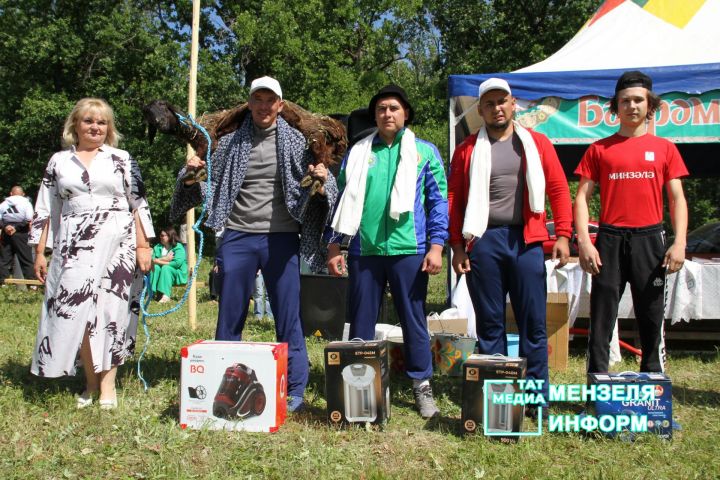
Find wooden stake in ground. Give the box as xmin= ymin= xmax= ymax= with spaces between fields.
xmin=186 ymin=0 xmax=200 ymax=331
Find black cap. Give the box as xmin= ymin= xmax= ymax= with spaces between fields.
xmin=615 ymin=70 xmax=653 ymax=93
xmin=368 ymin=84 xmax=414 ymax=124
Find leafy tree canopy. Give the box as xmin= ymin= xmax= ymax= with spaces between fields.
xmin=1 ymin=0 xmax=715 ymax=231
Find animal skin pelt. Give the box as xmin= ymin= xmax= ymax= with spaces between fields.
xmin=142 ymin=100 xmax=347 ymax=191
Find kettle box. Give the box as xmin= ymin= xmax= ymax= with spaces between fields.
xmin=180 ymin=340 xmax=288 ymax=432
xmin=325 ymin=340 xmax=390 ymax=425
xmin=462 ymin=354 xmax=527 ymax=442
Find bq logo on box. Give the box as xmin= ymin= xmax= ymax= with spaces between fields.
xmin=480 ymin=379 xmax=666 ymax=438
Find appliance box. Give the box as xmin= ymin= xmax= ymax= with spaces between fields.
xmin=325 ymin=340 xmax=390 ymax=425
xmin=506 ymin=292 xmax=569 ymax=370
xmin=588 ymin=372 xmax=673 ymax=440
xmin=462 ymin=354 xmax=527 ymax=442
xmin=180 ymin=341 xmax=288 ymax=432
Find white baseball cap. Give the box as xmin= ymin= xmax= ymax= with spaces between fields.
xmin=478 ymin=78 xmax=512 ymax=99
xmin=249 ymin=76 xmax=283 ymax=99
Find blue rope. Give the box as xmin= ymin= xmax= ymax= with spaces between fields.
xmin=136 ymin=113 xmax=213 ymax=391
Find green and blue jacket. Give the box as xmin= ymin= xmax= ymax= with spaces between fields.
xmin=326 ymin=129 xmax=448 ymax=256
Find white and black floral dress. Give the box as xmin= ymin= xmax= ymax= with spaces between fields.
xmin=29 ymin=145 xmax=155 ymax=377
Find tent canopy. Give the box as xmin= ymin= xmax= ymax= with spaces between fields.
xmin=449 ymin=62 xmax=720 ymax=101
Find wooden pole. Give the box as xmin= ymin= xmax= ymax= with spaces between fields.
xmin=186 ymin=0 xmax=201 ymax=331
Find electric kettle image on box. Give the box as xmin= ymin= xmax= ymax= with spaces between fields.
xmin=213 ymin=363 xmax=266 ymax=419
xmin=342 ymin=363 xmax=377 ymax=422
xmin=485 ymin=382 xmax=515 ymax=433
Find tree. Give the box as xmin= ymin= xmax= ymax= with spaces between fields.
xmin=0 ymin=0 xmax=240 ymax=222
xmin=2 ymin=0 xmax=715 ymax=235
xmin=428 ymin=0 xmax=601 ymax=75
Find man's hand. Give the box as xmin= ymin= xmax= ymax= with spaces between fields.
xmin=187 ymin=154 xmax=205 ymax=170
xmin=663 ymin=242 xmax=685 ymax=274
xmin=451 ymin=245 xmax=471 ymax=276
xmin=34 ymin=254 xmax=47 ymax=284
xmin=307 ymin=164 xmax=328 ymax=196
xmin=422 ymin=244 xmax=443 ymax=275
xmin=3 ymin=225 xmax=15 ymax=236
xmin=552 ymin=236 xmax=571 ymax=268
xmin=184 ymin=155 xmax=206 ymax=185
xmin=326 ymin=243 xmax=345 ymax=276
xmin=578 ymin=241 xmax=602 ymax=275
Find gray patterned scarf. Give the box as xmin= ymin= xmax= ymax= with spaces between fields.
xmin=171 ymin=115 xmax=337 ymax=272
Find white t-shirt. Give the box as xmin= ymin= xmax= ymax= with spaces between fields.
xmin=0 ymin=195 xmax=34 ymax=226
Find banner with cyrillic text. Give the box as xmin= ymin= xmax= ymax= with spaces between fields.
xmin=516 ymin=90 xmax=720 ymax=144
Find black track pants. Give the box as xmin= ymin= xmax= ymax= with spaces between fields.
xmin=586 ymin=223 xmax=666 ymax=373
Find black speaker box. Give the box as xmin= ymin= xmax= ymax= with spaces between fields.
xmin=300 ymin=274 xmax=348 ymax=340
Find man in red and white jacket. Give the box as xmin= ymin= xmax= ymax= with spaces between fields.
xmin=448 ymin=78 xmax=572 ymax=411
xmin=575 ymin=71 xmax=688 ymax=374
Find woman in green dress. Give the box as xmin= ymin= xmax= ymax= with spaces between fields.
xmin=150 ymin=226 xmax=187 ymax=303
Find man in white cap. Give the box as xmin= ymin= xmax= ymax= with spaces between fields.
xmin=447 ymin=78 xmax=572 ymax=416
xmin=172 ymin=76 xmax=338 ymax=412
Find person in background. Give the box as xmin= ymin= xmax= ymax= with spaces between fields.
xmin=326 ymin=85 xmax=448 ymax=419
xmin=149 ymin=226 xmax=188 ymax=303
xmin=0 ymin=185 xmax=36 ymax=286
xmin=253 ymin=271 xmax=273 ymax=320
xmin=29 ymin=97 xmax=153 ymax=410
xmin=574 ymin=70 xmax=688 ymax=374
xmin=208 ymin=231 xmax=223 ymax=302
xmin=178 ymin=223 xmax=188 ymax=257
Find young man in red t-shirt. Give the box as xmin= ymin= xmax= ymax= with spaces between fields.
xmin=574 ymin=71 xmax=688 ymax=374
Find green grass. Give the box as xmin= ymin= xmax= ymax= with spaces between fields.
xmin=1 ymin=264 xmax=719 ymax=479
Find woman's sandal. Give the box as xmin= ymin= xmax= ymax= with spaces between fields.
xmin=76 ymin=390 xmax=97 ymax=409
xmin=99 ymin=394 xmax=118 ymax=410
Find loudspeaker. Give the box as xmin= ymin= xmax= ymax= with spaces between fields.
xmin=347 ymin=108 xmax=375 ymax=147
xmin=300 ymin=274 xmax=348 ymax=340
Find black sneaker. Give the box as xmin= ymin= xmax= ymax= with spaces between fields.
xmin=287 ymin=396 xmax=305 ymax=413
xmin=412 ymin=384 xmax=440 ymax=419
xmin=525 ymin=405 xmax=550 ymax=421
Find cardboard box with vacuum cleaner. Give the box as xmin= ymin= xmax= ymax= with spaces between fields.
xmin=588 ymin=371 xmax=673 ymax=440
xmin=179 ymin=341 xmax=288 ymax=432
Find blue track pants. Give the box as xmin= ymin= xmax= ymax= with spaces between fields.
xmin=466 ymin=226 xmax=549 ymax=400
xmin=216 ymin=230 xmax=308 ymax=398
xmin=347 ymin=254 xmax=433 ymax=380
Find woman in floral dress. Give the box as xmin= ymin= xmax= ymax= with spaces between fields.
xmin=29 ymin=98 xmax=154 ymax=409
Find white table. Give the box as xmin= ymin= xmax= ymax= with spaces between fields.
xmin=547 ymin=259 xmax=720 ymax=325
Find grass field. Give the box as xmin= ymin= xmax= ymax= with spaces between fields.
xmin=1 ymin=262 xmax=719 ymax=479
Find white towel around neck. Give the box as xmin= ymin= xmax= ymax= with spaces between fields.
xmin=462 ymin=121 xmax=546 ymax=241
xmin=331 ymin=128 xmax=418 ymax=236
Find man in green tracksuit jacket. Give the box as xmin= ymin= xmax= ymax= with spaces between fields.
xmin=326 ymin=85 xmax=448 ymax=418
